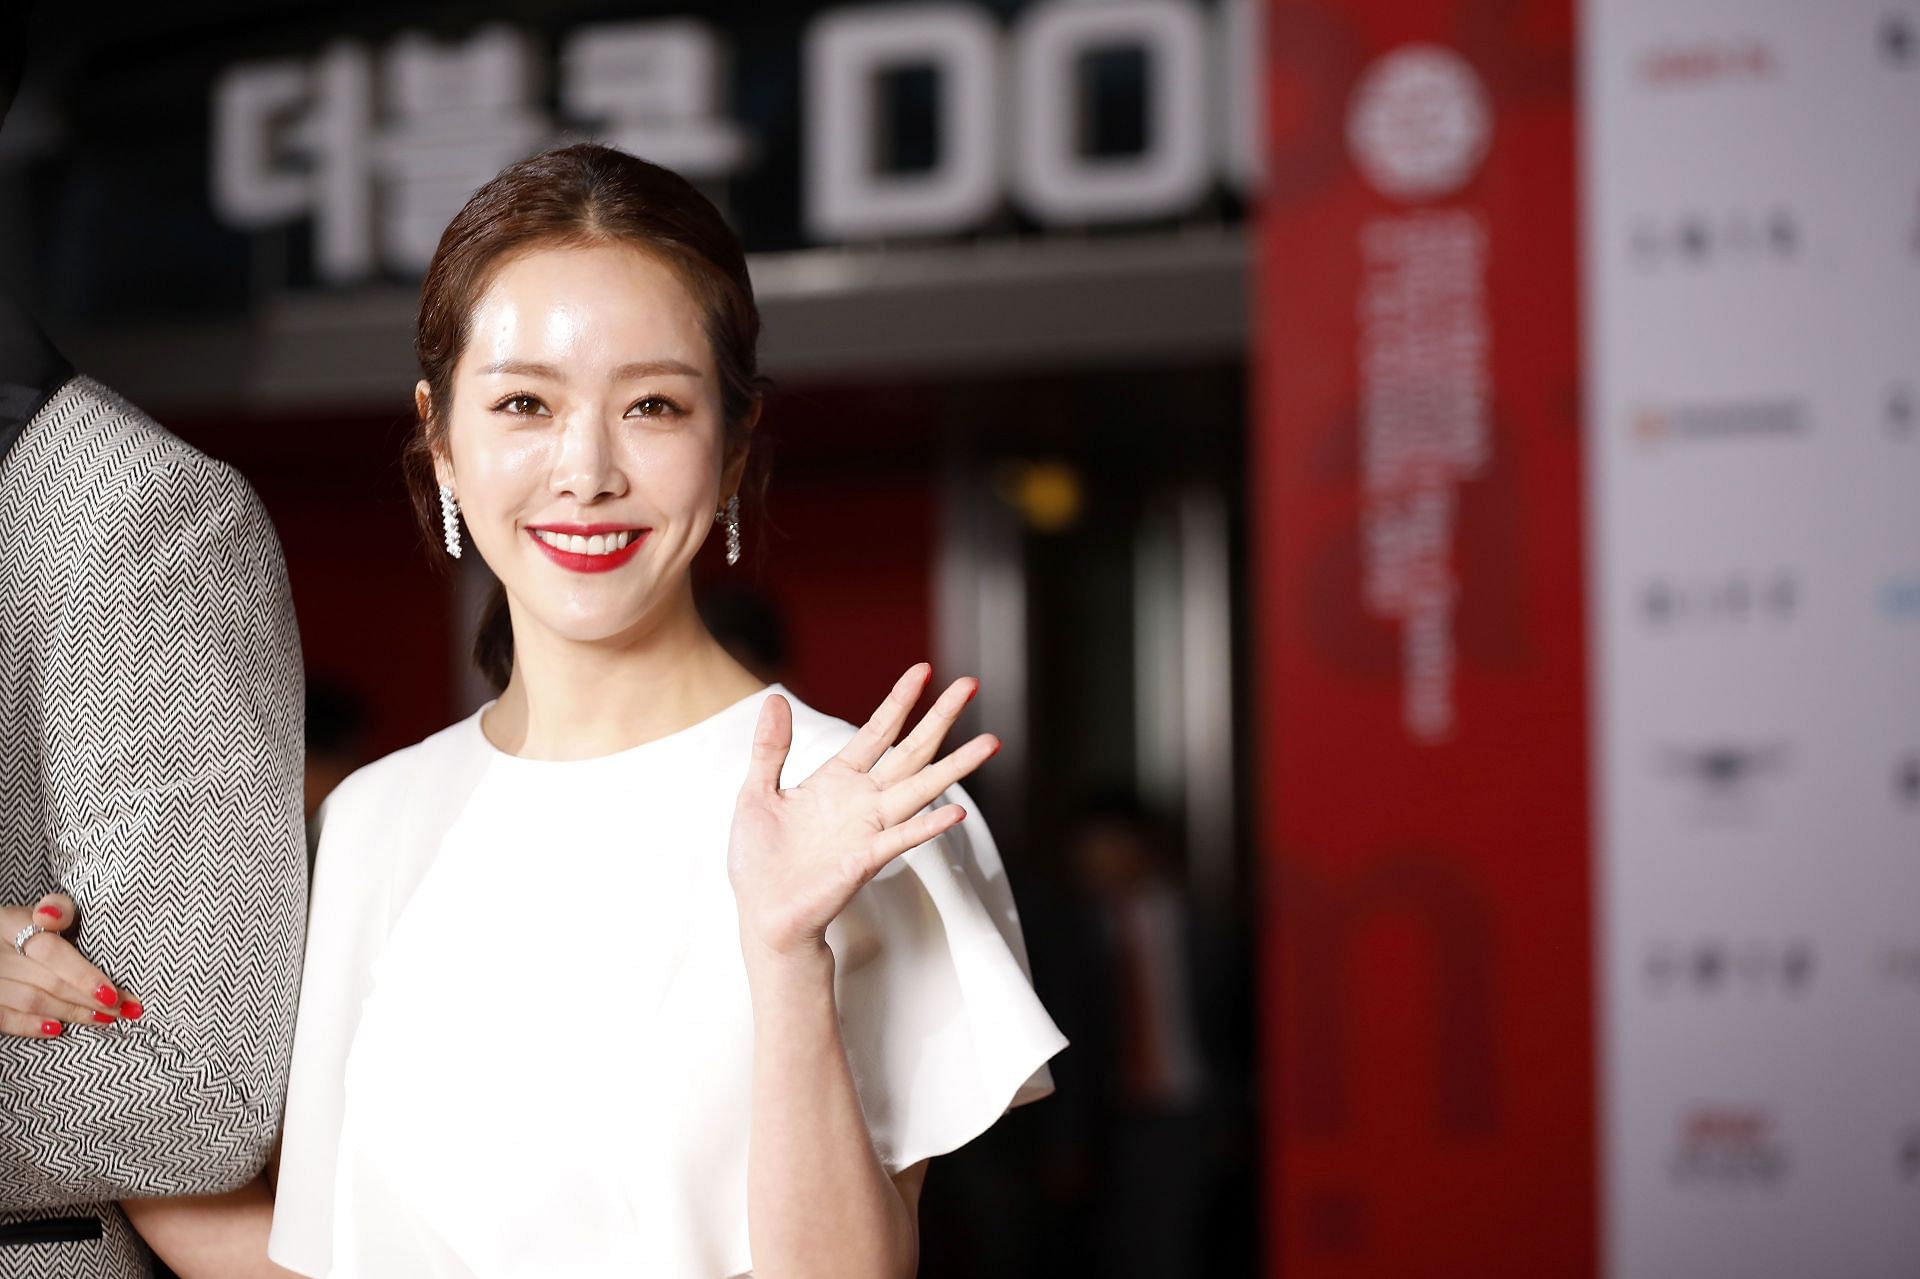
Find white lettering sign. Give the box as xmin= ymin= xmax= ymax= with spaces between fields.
xmin=213 ymin=20 xmax=750 ymax=282
xmin=209 ymin=0 xmax=1263 ymax=277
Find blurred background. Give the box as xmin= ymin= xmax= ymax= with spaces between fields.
xmin=2 ymin=0 xmax=1914 ymax=1275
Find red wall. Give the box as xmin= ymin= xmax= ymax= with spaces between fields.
xmin=172 ymin=410 xmax=455 ymax=758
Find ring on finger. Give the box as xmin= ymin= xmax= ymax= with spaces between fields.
xmin=11 ymin=924 xmax=45 ymax=957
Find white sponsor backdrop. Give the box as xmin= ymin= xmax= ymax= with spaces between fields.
xmin=1584 ymin=0 xmax=1920 ymax=1274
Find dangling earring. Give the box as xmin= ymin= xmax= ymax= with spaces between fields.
xmin=714 ymin=493 xmax=741 ymax=565
xmin=439 ymin=483 xmax=463 ymax=559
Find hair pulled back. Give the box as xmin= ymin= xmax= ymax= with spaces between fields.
xmin=404 ymin=141 xmax=772 ymax=692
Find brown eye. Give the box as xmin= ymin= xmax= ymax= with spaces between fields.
xmin=497 ymin=393 xmax=544 ymax=416
xmin=630 ymin=395 xmax=679 ymax=419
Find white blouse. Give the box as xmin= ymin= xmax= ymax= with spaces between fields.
xmin=268 ymin=682 xmax=1068 ymax=1278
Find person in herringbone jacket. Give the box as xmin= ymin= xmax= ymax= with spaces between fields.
xmin=0 ymin=309 xmax=309 ymax=1279
xmin=0 ymin=24 xmax=308 ymax=1276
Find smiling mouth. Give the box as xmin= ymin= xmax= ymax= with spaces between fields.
xmin=530 ymin=528 xmax=642 ymax=556
xmin=526 ymin=525 xmax=650 ymax=573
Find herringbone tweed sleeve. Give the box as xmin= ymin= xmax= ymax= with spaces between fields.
xmin=0 ymin=440 xmax=307 ymax=1210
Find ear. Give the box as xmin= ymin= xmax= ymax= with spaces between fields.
xmin=417 ymin=379 xmax=454 ymax=488
xmin=719 ymin=397 xmax=763 ymax=501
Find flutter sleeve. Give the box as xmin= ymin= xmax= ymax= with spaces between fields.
xmin=824 ymin=778 xmax=1069 ymax=1175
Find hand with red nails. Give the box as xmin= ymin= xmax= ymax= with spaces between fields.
xmin=726 ymin=663 xmax=998 ymax=965
xmin=0 ymin=892 xmax=132 ymax=1038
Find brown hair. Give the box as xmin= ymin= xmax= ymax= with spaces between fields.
xmin=404 ymin=142 xmax=774 ymax=692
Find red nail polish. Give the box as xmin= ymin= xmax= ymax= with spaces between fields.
xmin=40 ymin=1020 xmax=61 ymax=1037
xmin=95 ymin=984 xmax=119 ymax=1007
xmin=120 ymin=1000 xmax=144 ymax=1020
xmin=36 ymin=906 xmax=60 ymax=919
xmin=92 ymin=1011 xmax=115 ymax=1024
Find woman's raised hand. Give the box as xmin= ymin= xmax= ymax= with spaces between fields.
xmin=0 ymin=893 xmax=139 ymax=1037
xmin=726 ymin=663 xmax=999 ymax=964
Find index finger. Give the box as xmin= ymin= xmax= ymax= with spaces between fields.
xmin=32 ymin=893 xmax=72 ymax=929
xmin=1 ymin=909 xmax=125 ymax=1011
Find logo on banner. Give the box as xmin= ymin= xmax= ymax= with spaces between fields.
xmin=1345 ymin=44 xmax=1491 ymax=202
xmin=1628 ymin=210 xmax=1799 ymax=268
xmin=1278 ymin=855 xmax=1499 ymax=1138
xmin=1630 ymin=398 xmax=1808 ymax=446
xmin=1645 ymin=939 xmax=1815 ymax=997
xmin=1641 ymin=572 xmax=1798 ymax=630
xmin=1654 ymin=742 xmax=1791 ymax=824
xmin=1636 ymin=39 xmax=1778 ymax=88
xmin=1671 ymin=1106 xmax=1790 ymax=1185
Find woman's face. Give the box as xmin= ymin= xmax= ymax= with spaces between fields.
xmin=425 ymin=241 xmax=746 ymax=652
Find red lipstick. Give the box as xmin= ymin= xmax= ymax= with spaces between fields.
xmin=527 ymin=524 xmax=649 ymax=574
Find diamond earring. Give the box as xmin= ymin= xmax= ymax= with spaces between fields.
xmin=439 ymin=483 xmax=462 ymax=559
xmin=714 ymin=493 xmax=741 ymax=565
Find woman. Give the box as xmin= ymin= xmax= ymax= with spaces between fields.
xmin=123 ymin=141 xmax=1068 ymax=1277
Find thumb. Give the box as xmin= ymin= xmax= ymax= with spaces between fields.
xmin=744 ymin=693 xmax=793 ymax=794
xmin=33 ymin=892 xmax=76 ymax=932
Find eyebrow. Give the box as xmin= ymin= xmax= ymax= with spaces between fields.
xmin=477 ymin=358 xmax=703 ymax=380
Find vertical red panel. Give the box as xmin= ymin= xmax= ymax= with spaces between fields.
xmin=1252 ymin=0 xmax=1594 ymax=1273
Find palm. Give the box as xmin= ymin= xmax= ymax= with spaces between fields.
xmin=727 ymin=664 xmax=998 ymax=960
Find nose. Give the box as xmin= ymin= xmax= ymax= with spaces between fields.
xmin=549 ymin=411 xmax=627 ymax=504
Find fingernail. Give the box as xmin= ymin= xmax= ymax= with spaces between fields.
xmin=95 ymin=984 xmax=119 ymax=1007
xmin=40 ymin=1020 xmax=61 ymax=1037
xmin=120 ymin=999 xmax=144 ymax=1020
xmin=92 ymin=1011 xmax=115 ymax=1024
xmin=36 ymin=906 xmax=60 ymax=919
xmin=966 ymin=683 xmax=979 ymax=703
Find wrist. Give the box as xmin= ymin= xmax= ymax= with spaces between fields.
xmin=739 ymin=930 xmax=835 ymax=988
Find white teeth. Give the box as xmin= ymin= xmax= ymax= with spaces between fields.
xmin=533 ymin=529 xmax=640 ymax=556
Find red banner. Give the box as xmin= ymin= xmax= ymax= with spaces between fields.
xmin=1252 ymin=0 xmax=1594 ymax=1272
